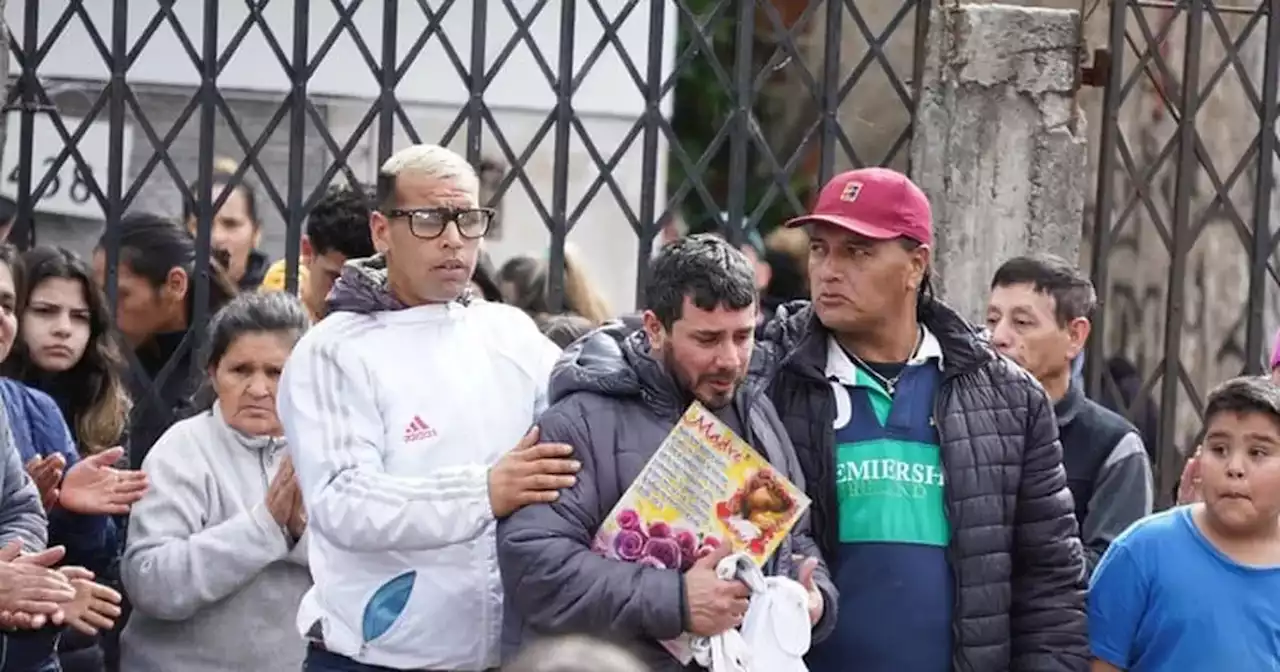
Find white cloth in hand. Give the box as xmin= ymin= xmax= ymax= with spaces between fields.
xmin=689 ymin=553 xmax=811 ymax=672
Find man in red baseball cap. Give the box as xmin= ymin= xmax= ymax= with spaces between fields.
xmin=786 ymin=165 xmax=934 ymax=245
xmin=755 ymin=167 xmax=1088 ymax=672
xmin=783 ymin=167 xmax=934 ymax=346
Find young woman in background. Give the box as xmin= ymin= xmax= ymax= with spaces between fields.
xmin=0 ymin=244 xmax=142 ymax=672
xmin=5 ymin=246 xmax=131 ymax=456
xmin=182 ymin=158 xmax=270 ymax=291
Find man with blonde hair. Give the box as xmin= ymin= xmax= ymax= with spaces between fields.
xmin=278 ymin=144 xmax=578 ymax=671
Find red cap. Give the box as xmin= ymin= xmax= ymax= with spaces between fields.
xmin=785 ymin=167 xmax=933 ymax=246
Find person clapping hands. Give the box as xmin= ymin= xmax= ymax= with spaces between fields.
xmin=25 ymin=445 xmax=148 ymax=516
xmin=0 ymin=542 xmax=121 ymax=635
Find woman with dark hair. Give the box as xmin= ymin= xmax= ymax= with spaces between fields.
xmin=182 ymin=158 xmax=270 ymax=290
xmin=120 ymin=291 xmax=312 ymax=672
xmin=6 ymin=246 xmax=131 ymax=456
xmin=2 ymin=246 xmax=142 ymax=672
xmin=92 ymin=212 xmax=238 ymax=468
xmin=0 ymin=244 xmax=141 ymax=672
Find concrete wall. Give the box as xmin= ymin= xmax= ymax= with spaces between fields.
xmin=808 ymin=1 xmax=1275 ymax=478
xmin=807 ymin=0 xmax=1098 ymax=175
xmin=910 ymin=4 xmax=1086 ymax=323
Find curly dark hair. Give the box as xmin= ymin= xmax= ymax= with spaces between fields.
xmin=307 ymin=183 xmax=376 ymax=259
xmin=645 ymin=233 xmax=756 ymax=329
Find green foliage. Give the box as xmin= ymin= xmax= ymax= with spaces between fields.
xmin=667 ymin=0 xmax=815 ymax=240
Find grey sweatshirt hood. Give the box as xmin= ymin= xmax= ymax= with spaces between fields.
xmin=326 ymin=254 xmax=478 ymax=315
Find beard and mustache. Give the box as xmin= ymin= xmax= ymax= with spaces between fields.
xmin=661 ymin=347 xmax=743 ymax=410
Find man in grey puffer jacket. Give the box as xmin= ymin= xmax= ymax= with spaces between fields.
xmin=497 ymin=235 xmax=837 ymax=671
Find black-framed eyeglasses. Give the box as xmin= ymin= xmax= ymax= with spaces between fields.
xmin=383 ymin=207 xmax=495 ymax=240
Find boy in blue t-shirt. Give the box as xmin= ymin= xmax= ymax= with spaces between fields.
xmin=1088 ymin=375 xmax=1280 ymax=671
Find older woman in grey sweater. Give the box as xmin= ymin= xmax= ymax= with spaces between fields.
xmin=120 ymin=292 xmax=312 ymax=671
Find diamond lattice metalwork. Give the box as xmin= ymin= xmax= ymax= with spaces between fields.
xmin=1090 ymin=0 xmax=1280 ymax=504
xmin=5 ymin=0 xmax=931 ymax=465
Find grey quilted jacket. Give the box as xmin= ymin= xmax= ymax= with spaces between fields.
xmin=497 ymin=323 xmax=837 ymax=671
xmin=753 ymin=299 xmax=1089 ymax=672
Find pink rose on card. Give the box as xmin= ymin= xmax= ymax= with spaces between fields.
xmin=647 ymin=521 xmax=672 ymax=539
xmin=674 ymin=530 xmax=698 ymax=570
xmin=643 ymin=537 xmax=681 ymax=570
xmin=616 ymin=508 xmax=642 ymax=531
xmin=613 ymin=529 xmax=646 ymax=562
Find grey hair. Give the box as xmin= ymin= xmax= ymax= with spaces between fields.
xmin=186 ymin=290 xmax=310 ymax=416
xmin=502 ymin=636 xmax=650 ymax=672
xmin=204 ymin=290 xmax=310 ymax=370
xmin=378 ymin=144 xmax=479 ymax=205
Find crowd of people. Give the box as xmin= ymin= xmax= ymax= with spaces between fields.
xmin=0 ymin=143 xmax=1269 ymax=672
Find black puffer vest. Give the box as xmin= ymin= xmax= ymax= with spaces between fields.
xmin=753 ymin=300 xmax=1089 ymax=672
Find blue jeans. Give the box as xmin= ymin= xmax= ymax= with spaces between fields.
xmin=303 ymin=646 xmax=400 ymax=672
xmin=0 ymin=629 xmax=62 ymax=672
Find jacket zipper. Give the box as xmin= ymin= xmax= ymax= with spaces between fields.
xmin=259 ymin=439 xmax=273 ymax=490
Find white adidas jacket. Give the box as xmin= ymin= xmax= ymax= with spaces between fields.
xmin=278 ymin=300 xmax=559 ymax=670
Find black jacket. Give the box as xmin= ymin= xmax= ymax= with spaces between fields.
xmin=238 ymin=249 xmax=270 ymax=290
xmin=126 ymin=331 xmax=201 ymax=470
xmin=753 ymin=300 xmax=1088 ymax=672
xmin=498 ymin=324 xmax=837 ymax=671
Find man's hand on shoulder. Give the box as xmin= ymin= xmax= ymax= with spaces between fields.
xmin=488 ymin=426 xmax=581 ymax=518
